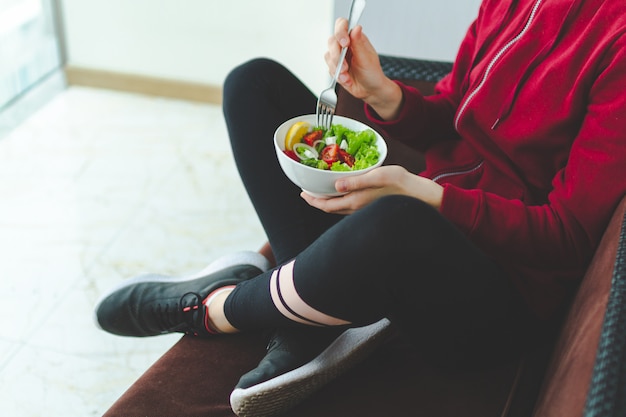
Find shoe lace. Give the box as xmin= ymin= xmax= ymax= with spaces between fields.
xmin=180 ymin=292 xmax=207 ymax=336
xmin=153 ymin=292 xmax=206 ymax=336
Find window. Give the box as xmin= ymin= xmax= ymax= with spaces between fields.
xmin=0 ymin=0 xmax=63 ymax=110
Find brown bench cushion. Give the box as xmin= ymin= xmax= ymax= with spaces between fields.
xmin=534 ymin=196 xmax=626 ymax=417
xmin=103 ymin=331 xmax=523 ymax=417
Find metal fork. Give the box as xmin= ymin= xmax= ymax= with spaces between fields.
xmin=316 ymin=0 xmax=366 ymax=130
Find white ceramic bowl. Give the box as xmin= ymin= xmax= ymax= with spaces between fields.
xmin=274 ymin=114 xmax=387 ymax=197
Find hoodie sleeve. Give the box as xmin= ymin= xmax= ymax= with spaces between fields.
xmin=364 ymin=15 xmax=481 ymax=151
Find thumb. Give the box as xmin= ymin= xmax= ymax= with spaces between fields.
xmin=335 ymin=175 xmax=358 ymax=193
xmin=349 ymin=26 xmax=376 ymax=58
xmin=335 ymin=171 xmax=373 ymax=193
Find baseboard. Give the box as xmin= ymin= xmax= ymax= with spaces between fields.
xmin=64 ymin=66 xmax=223 ymax=104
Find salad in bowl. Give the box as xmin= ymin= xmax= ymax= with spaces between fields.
xmin=274 ymin=114 xmax=387 ymax=197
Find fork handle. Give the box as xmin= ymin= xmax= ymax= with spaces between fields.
xmin=330 ymin=0 xmax=366 ymax=88
xmin=330 ymin=47 xmax=349 ymax=89
xmin=346 ymin=0 xmax=366 ymax=33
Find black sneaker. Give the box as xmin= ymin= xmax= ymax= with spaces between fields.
xmin=94 ymin=251 xmax=270 ymax=337
xmin=230 ymin=318 xmax=393 ymax=417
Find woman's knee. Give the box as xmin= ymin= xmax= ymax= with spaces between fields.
xmin=223 ymin=58 xmax=283 ymax=101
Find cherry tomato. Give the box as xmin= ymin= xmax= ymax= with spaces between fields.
xmin=321 ymin=144 xmax=340 ymax=166
xmin=302 ymin=130 xmax=323 ymax=146
xmin=283 ymin=150 xmax=299 ymax=162
xmin=338 ymin=149 xmax=355 ymax=167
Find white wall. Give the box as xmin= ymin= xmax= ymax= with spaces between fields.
xmin=60 ymin=0 xmax=335 ymax=92
xmin=334 ymin=0 xmax=482 ymax=62
xmin=60 ymin=0 xmax=483 ymax=95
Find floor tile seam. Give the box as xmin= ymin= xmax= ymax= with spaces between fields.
xmin=17 ymin=274 xmax=86 ymax=348
xmin=5 ymin=336 xmax=122 ymax=365
xmin=0 ymin=340 xmax=26 ymax=373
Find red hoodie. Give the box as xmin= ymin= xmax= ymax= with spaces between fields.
xmin=367 ymin=0 xmax=626 ymax=320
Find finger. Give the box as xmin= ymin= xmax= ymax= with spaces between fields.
xmin=325 ymin=36 xmax=345 ymax=76
xmin=324 ymin=48 xmax=335 ymax=75
xmin=322 ymin=189 xmax=380 ymax=215
xmin=335 ymin=170 xmax=382 ymax=193
xmin=300 ymin=192 xmax=330 ymax=211
xmin=313 ymin=197 xmax=352 ymax=215
xmin=349 ymin=28 xmax=381 ymax=72
xmin=325 ymin=57 xmax=350 ymax=84
xmin=337 ymin=51 xmax=353 ymax=84
xmin=301 ymin=192 xmax=353 ymax=215
xmin=327 ymin=33 xmax=340 ymax=53
xmin=349 ymin=25 xmax=371 ymax=55
xmin=334 ymin=18 xmax=349 ymax=47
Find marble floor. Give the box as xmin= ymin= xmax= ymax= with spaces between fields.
xmin=0 ymin=84 xmax=267 ymax=416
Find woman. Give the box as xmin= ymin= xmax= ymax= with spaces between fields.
xmin=95 ymin=0 xmax=626 ymax=416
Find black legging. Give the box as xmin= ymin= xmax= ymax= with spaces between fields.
xmin=222 ymin=58 xmax=533 ymax=364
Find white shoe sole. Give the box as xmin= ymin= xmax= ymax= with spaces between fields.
xmin=230 ymin=318 xmax=393 ymax=417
